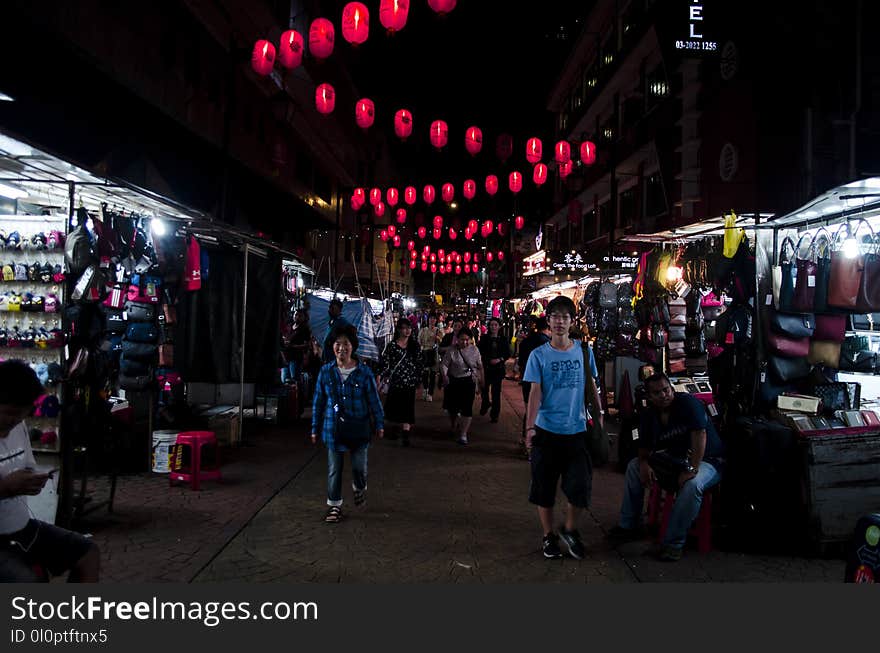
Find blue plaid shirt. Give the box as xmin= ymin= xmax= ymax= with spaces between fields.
xmin=312 ymin=361 xmax=384 ymax=450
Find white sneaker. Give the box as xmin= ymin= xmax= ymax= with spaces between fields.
xmin=425 ymin=394 xmax=433 ymax=402
xmin=456 ymin=435 xmax=468 ymax=445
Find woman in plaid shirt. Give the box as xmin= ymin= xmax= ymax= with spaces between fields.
xmin=311 ymin=325 xmax=384 ymax=523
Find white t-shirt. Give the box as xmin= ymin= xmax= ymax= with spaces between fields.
xmin=0 ymin=421 xmax=36 ymax=534
xmin=337 ymin=365 xmax=356 ymax=383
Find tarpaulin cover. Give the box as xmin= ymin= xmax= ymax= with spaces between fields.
xmin=307 ymin=294 xmax=382 ymax=361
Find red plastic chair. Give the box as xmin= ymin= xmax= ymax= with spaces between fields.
xmin=647 ymin=479 xmax=714 ymax=554
xmin=169 ymin=431 xmax=221 ymax=490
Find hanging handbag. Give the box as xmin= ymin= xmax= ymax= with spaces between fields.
xmin=839 ymin=335 xmax=877 ymax=372
xmin=807 ymin=341 xmax=842 ymax=368
xmin=668 ymin=358 xmax=687 ymax=374
xmin=773 ymin=236 xmax=797 ymax=311
xmin=685 ymin=333 xmax=707 ymax=356
xmin=650 ymin=325 xmax=668 ymax=348
xmin=125 ymin=322 xmax=159 ymax=344
xmin=667 ymin=341 xmax=686 ymax=357
xmin=124 ymin=301 xmax=156 ymax=322
xmin=812 ymin=229 xmax=833 ymax=312
xmin=769 ymin=311 xmax=815 ymax=338
xmin=668 ymin=325 xmax=687 ymax=342
xmin=813 ymin=314 xmax=847 ymax=342
xmin=599 ymin=281 xmax=618 ymax=308
xmin=814 ymin=382 xmax=858 ymax=414
xmin=102 ymin=283 xmax=127 ymax=310
xmin=686 ymin=355 xmax=708 ymax=373
xmin=159 ymin=344 xmax=175 ymax=367
xmin=768 ymin=355 xmax=812 ymax=382
xmin=856 ymin=232 xmax=880 ymax=312
xmin=851 ymin=313 xmax=880 ymax=331
xmin=828 ymin=221 xmax=869 ymax=310
xmin=765 ymin=327 xmax=810 ymax=357
xmin=792 ymin=232 xmax=819 ymax=312
xmin=668 ymin=298 xmax=687 ymax=326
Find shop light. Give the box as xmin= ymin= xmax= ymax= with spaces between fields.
xmin=0 ymin=91 xmax=13 ymax=102
xmin=0 ymin=183 xmax=27 ymax=200
xmin=151 ymin=218 xmax=167 ymax=237
xmin=842 ymin=237 xmax=860 ymax=259
xmin=665 ymin=265 xmax=683 ymax=282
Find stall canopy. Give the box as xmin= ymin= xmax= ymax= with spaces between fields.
xmin=767 ymin=177 xmax=880 ymax=229
xmin=307 ymin=293 xmax=383 ymax=362
xmin=617 ymin=213 xmax=773 ymax=244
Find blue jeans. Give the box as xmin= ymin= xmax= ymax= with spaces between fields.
xmin=327 ymin=444 xmax=369 ymax=507
xmin=619 ymin=457 xmax=721 ymax=549
xmin=281 ymin=361 xmax=298 ymax=384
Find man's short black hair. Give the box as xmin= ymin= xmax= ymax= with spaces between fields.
xmin=331 ymin=324 xmax=359 ymax=351
xmin=487 ymin=317 xmax=502 ymax=327
xmin=0 ymin=360 xmax=45 ymax=406
xmin=329 ymin=298 xmax=343 ymax=309
xmin=545 ymin=296 xmax=577 ymax=320
xmin=645 ymin=372 xmax=671 ymax=390
xmin=457 ymin=327 xmax=474 ymax=340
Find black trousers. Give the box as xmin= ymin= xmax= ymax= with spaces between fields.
xmin=480 ymin=367 xmax=505 ymax=419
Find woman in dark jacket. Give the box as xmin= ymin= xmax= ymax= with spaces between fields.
xmin=377 ymin=318 xmax=424 ymax=446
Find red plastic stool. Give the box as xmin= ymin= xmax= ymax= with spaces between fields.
xmin=647 ymin=480 xmax=714 ymax=554
xmin=169 ymin=431 xmax=221 ymax=490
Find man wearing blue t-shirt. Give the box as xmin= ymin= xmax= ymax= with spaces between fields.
xmin=524 ymin=296 xmax=603 ymax=560
xmin=607 ymin=373 xmax=724 ymax=561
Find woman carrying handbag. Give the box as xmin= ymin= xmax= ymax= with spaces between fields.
xmin=377 ymin=318 xmax=424 ymax=446
xmin=311 ymin=324 xmax=384 ymax=524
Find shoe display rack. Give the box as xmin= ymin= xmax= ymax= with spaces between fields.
xmin=0 ymin=214 xmax=66 ymax=455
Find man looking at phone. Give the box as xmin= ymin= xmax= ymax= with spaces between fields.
xmin=0 ymin=360 xmax=99 ymax=582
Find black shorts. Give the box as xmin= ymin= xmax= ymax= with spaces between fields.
xmin=528 ymin=427 xmax=593 ymax=508
xmin=0 ymin=519 xmax=95 ymax=582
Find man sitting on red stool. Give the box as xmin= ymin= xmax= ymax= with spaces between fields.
xmin=607 ymin=373 xmax=724 ymax=561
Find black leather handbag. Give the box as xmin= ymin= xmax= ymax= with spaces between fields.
xmin=648 ymin=449 xmax=692 ymax=492
xmin=768 ymin=355 xmax=812 ymax=382
xmin=769 ymin=311 xmax=815 ymax=338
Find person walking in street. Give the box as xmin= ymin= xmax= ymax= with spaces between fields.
xmin=439 ymin=327 xmax=484 ymax=445
xmin=377 ymin=318 xmax=423 ymax=447
xmin=523 ymin=297 xmax=604 ymax=560
xmin=517 ymin=317 xmax=551 ymax=452
xmin=478 ymin=317 xmax=511 ymax=423
xmin=418 ymin=312 xmax=443 ymax=402
xmin=322 ymin=298 xmax=351 ymax=363
xmin=606 ymin=373 xmax=724 ymax=561
xmin=312 ymin=324 xmax=384 ymax=523
xmin=0 ymin=360 xmax=100 ymax=582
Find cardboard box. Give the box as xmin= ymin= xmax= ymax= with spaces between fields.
xmin=197 ymin=406 xmax=241 ymax=446
xmin=777 ymin=393 xmax=820 ymax=414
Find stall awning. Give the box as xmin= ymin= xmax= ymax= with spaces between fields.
xmin=766 ymin=177 xmax=880 ymax=230
xmin=618 ymin=213 xmax=773 ymax=244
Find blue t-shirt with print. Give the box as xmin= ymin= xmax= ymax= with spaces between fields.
xmin=524 ymin=340 xmax=598 ymax=435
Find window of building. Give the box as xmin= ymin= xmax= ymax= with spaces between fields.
xmin=645 ymin=173 xmax=667 ymax=218
xmin=647 ymin=65 xmax=670 ymax=108
xmin=599 ymin=202 xmax=612 ymax=235
xmin=619 ymin=187 xmax=637 ymax=228
xmin=583 ymin=209 xmax=597 ymax=241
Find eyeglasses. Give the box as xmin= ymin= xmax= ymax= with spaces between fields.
xmin=548 ymin=313 xmax=571 ymax=322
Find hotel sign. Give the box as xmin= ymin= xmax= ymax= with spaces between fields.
xmin=674 ymin=1 xmax=718 ymax=53
xmin=522 ymin=250 xmax=547 ymax=277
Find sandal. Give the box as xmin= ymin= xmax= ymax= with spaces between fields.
xmin=324 ymin=506 xmax=344 ymax=523
xmin=353 ymin=489 xmax=366 ymax=506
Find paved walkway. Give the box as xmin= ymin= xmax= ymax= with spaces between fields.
xmin=188 ymin=381 xmax=844 ymax=583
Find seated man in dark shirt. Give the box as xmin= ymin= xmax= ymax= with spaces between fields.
xmin=607 ymin=373 xmax=724 ymax=561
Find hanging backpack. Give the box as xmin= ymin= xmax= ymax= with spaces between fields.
xmin=65 ymin=207 xmax=96 ymax=276
xmin=184 ymin=235 xmax=202 ymax=291
xmin=599 ymin=281 xmax=618 ymax=308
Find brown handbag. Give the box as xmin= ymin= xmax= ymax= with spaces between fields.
xmin=766 ymin=330 xmax=810 ymax=358
xmin=807 ymin=340 xmax=842 ymax=368
xmin=828 ymin=222 xmax=869 ymax=310
xmin=856 ymin=236 xmax=880 ymax=312
xmin=668 ymin=358 xmax=686 ymax=374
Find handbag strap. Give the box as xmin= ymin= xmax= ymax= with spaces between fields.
xmin=794 ymin=231 xmax=817 ymax=262
xmin=778 ymin=236 xmax=796 ymax=265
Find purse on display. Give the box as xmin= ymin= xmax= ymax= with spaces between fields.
xmin=828 ymin=221 xmax=869 ymax=310
xmin=839 ymin=335 xmax=877 ymax=372
xmin=861 ymin=410 xmax=880 ymax=427
xmin=651 ymin=298 xmax=671 ymax=324
xmin=127 ymin=274 xmax=162 ymax=304
xmin=103 ymin=283 xmax=127 ymax=310
xmin=159 ymin=344 xmax=175 ymax=367
xmin=851 ymin=313 xmax=880 ymax=331
xmin=813 ymin=314 xmax=847 ymax=342
xmin=650 ymin=325 xmax=668 ymax=348
xmin=599 ymin=281 xmax=618 ymax=309
xmin=768 ymin=355 xmax=812 ymax=382
xmin=686 ymin=355 xmax=709 ymax=373
xmin=668 ymin=325 xmax=687 ymax=342
xmin=769 ymin=311 xmax=815 ymax=338
xmin=792 ymin=232 xmax=819 ymax=312
xmin=765 ymin=329 xmax=810 ymax=358
xmin=814 ymin=382 xmax=859 ymax=415
xmin=856 ymin=234 xmax=880 ymax=313
xmin=807 ymin=340 xmax=842 ymax=369
xmin=104 ymin=310 xmax=126 ymax=334
xmin=668 ymin=298 xmax=687 ymax=326
xmin=773 ymin=236 xmax=797 ymax=311
xmin=668 ymin=358 xmax=687 ymax=374
xmin=125 ymin=322 xmax=159 ymax=344
xmin=124 ymin=300 xmax=156 ymax=322
xmin=121 ymin=341 xmax=158 ymax=363
xmin=812 ymin=229 xmax=833 ymax=312
xmin=685 ymin=333 xmax=707 ymax=356
xmin=119 ymin=374 xmax=152 ymax=391
xmin=667 ymin=341 xmax=686 ymax=357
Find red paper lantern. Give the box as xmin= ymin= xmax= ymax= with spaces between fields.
xmin=467 ymin=220 xmax=478 ymax=233
xmin=497 ymin=222 xmax=508 ymax=237
xmin=380 ymin=229 xmax=389 ymax=241
xmin=387 ymin=187 xmax=399 ymax=207
xmin=555 ymin=140 xmax=571 ymax=164
xmin=417 ymin=226 xmax=427 ymax=239
xmin=526 ymin=137 xmax=543 ymax=164
xmin=464 ymin=264 xmax=472 ymax=274
xmin=485 ymin=175 xmax=499 ymax=196
xmin=369 ymin=188 xmax=382 ymax=206
xmin=442 ymin=183 xmax=454 ymax=203
xmin=463 ymin=179 xmax=476 ymax=200
xmin=380 ymin=0 xmax=409 ymax=32
xmin=404 ymin=186 xmax=417 ymax=205
xmin=352 ymin=187 xmax=366 ymax=208
xmin=393 ymin=234 xmax=401 ymax=247
xmin=580 ymin=140 xmax=597 ymax=165
xmin=473 ymin=263 xmax=479 ymax=272
xmin=394 ymin=109 xmax=413 ymax=140
xmin=433 ymin=215 xmax=443 ymax=229
xmin=473 ymin=252 xmax=480 ymax=263
xmin=251 ymin=40 xmax=276 ymax=76
xmin=423 ymin=245 xmax=431 ymax=254
xmin=309 ymin=18 xmax=335 ymax=59
xmin=396 ymin=208 xmax=407 ymax=224
xmin=423 ymin=184 xmax=436 ymax=204
xmin=514 ymin=215 xmax=525 ymax=230
xmin=463 ymin=252 xmax=471 ymax=263
xmin=486 ymin=252 xmax=494 ymax=262
xmin=430 ymin=253 xmax=437 ymax=262
xmin=420 ymin=262 xmax=428 ymax=271
xmin=449 ymin=228 xmax=457 ymax=240
xmin=428 ymin=0 xmax=457 ymax=15
xmin=455 ymin=265 xmax=462 ymax=275
xmin=374 ymin=201 xmax=386 ymax=217
xmin=497 ymin=251 xmax=505 ymax=261
xmin=315 ymin=83 xmax=335 ymax=114
xmin=464 ymin=126 xmax=482 ymax=156
xmin=559 ymin=159 xmax=573 ymax=179
xmin=387 ymin=224 xmax=396 ymax=236
xmin=407 ymin=240 xmax=415 ymax=250
xmin=438 ymin=248 xmax=446 ymax=258
xmin=496 ymin=133 xmax=513 ymax=162
xmin=483 ymin=219 xmax=494 ymax=235
xmin=279 ymin=30 xmax=304 ymax=69
xmin=430 ymin=120 xmax=448 ymax=149
xmin=420 ymin=251 xmax=426 ymax=260
xmin=342 ymin=3 xmax=370 ymax=45
xmin=509 ymin=171 xmax=523 ymax=194
xmin=446 ymin=263 xmax=453 ymax=273
xmin=433 ymin=227 xmax=442 ymax=240
xmin=431 ymin=263 xmax=438 ymax=273
xmin=410 ymin=260 xmax=417 ymax=270
xmin=533 ymin=163 xmax=548 ymax=185
xmin=355 ymin=98 xmax=375 ymax=129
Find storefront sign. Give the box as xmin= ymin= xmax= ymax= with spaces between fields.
xmin=550 ymin=251 xmax=592 ymax=273
xmin=535 ymin=226 xmax=543 ymax=251
xmin=522 ymin=250 xmax=547 ymax=277
xmin=674 ymin=1 xmax=718 ymax=53
xmin=602 ymin=254 xmax=639 ymax=269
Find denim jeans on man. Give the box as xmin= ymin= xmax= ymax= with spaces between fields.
xmin=326 ymin=444 xmax=368 ymax=507
xmin=619 ymin=458 xmax=721 ymax=549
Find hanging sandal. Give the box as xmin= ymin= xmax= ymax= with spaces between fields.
xmin=324 ymin=506 xmax=344 ymax=523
